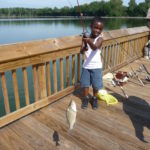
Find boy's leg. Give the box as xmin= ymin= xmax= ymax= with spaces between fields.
xmin=93 ymin=89 xmax=98 ymax=97
xmin=81 ymin=87 xmax=89 ymax=109
xmin=91 ymin=69 xmax=103 ymax=109
xmin=91 ymin=89 xmax=98 ymax=109
xmin=80 ymin=68 xmax=90 ymax=109
xmin=84 ymin=87 xmax=89 ymax=96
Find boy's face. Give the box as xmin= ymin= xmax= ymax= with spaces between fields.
xmin=91 ymin=21 xmax=103 ymax=38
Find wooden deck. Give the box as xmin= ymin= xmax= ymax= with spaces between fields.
xmin=0 ymin=58 xmax=150 ymax=150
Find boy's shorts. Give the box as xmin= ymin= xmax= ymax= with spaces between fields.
xmin=80 ymin=68 xmax=103 ymax=90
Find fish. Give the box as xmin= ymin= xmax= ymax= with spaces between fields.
xmin=66 ymin=100 xmax=77 ymax=130
xmin=53 ymin=130 xmax=60 ymax=146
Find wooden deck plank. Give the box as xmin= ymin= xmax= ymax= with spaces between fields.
xmin=44 ymin=96 xmax=149 ymax=149
xmin=9 ymin=121 xmax=57 ymax=150
xmin=0 ymin=58 xmax=150 ymax=149
xmin=40 ymin=110 xmax=121 ymax=150
xmin=20 ymin=115 xmax=82 ymax=150
xmin=32 ymin=111 xmax=93 ymax=150
xmin=41 ymin=101 xmax=136 ymax=150
xmin=0 ymin=127 xmax=34 ymax=150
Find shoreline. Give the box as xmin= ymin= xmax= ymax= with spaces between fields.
xmin=0 ymin=16 xmax=147 ymax=20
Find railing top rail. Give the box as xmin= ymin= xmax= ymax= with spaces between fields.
xmin=103 ymin=26 xmax=150 ymax=40
xmin=0 ymin=26 xmax=149 ymax=63
xmin=0 ymin=35 xmax=82 ymax=63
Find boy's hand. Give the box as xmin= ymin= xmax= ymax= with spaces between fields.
xmin=80 ymin=42 xmax=88 ymax=54
xmin=80 ymin=33 xmax=90 ymax=54
xmin=83 ymin=37 xmax=90 ymax=43
xmin=82 ymin=33 xmax=89 ymax=38
xmin=82 ymin=33 xmax=90 ymax=44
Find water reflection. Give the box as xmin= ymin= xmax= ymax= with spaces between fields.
xmin=0 ymin=18 xmax=147 ymax=45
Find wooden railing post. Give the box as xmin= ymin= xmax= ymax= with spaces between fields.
xmin=46 ymin=62 xmax=51 ymax=96
xmin=60 ymin=58 xmax=64 ymax=90
xmin=66 ymin=56 xmax=69 ymax=87
xmin=103 ymin=47 xmax=107 ymax=69
xmin=1 ymin=73 xmax=10 ymax=114
xmin=38 ymin=63 xmax=47 ymax=98
xmin=72 ymin=54 xmax=75 ymax=85
xmin=22 ymin=67 xmax=30 ymax=105
xmin=12 ymin=69 xmax=20 ymax=110
xmin=32 ymin=65 xmax=39 ymax=101
xmin=53 ymin=60 xmax=57 ymax=93
xmin=77 ymin=53 xmax=81 ymax=83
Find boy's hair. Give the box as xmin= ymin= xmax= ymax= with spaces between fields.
xmin=91 ymin=17 xmax=104 ymax=27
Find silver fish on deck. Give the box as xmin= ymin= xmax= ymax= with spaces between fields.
xmin=66 ymin=100 xmax=77 ymax=130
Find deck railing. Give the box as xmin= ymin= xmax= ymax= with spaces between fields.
xmin=0 ymin=26 xmax=149 ymax=127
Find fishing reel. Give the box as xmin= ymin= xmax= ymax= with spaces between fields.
xmin=82 ymin=32 xmax=89 ymax=38
xmin=113 ymin=71 xmax=129 ymax=86
xmin=80 ymin=32 xmax=89 ymax=54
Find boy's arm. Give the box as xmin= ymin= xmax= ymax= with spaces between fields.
xmin=83 ymin=37 xmax=103 ymax=51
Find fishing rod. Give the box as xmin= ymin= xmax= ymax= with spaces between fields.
xmin=122 ymin=36 xmax=150 ymax=79
xmin=139 ymin=63 xmax=150 ymax=82
xmin=141 ymin=63 xmax=150 ymax=75
xmin=78 ymin=18 xmax=146 ymax=85
xmin=67 ymin=0 xmax=89 ymax=34
xmin=69 ymin=0 xmax=148 ymax=79
xmin=76 ymin=0 xmax=85 ymax=34
xmin=76 ymin=0 xmax=129 ymax=98
xmin=108 ymin=34 xmax=145 ymax=86
xmin=112 ymin=34 xmax=150 ymax=84
xmin=101 ymin=53 xmax=129 ymax=99
xmin=75 ymin=0 xmax=127 ymax=97
xmin=76 ymin=0 xmax=90 ymax=54
xmin=114 ymin=30 xmax=150 ymax=82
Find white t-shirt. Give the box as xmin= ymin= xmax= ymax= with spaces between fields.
xmin=82 ymin=35 xmax=102 ymax=69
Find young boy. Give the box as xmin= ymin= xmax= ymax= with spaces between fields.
xmin=80 ymin=17 xmax=104 ymax=110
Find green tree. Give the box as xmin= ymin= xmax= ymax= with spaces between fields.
xmin=145 ymin=0 xmax=150 ymax=9
xmin=109 ymin=0 xmax=124 ymax=16
xmin=136 ymin=2 xmax=147 ymax=16
xmin=128 ymin=0 xmax=137 ymax=16
xmin=61 ymin=6 xmax=70 ymax=16
xmin=0 ymin=0 xmax=148 ymax=18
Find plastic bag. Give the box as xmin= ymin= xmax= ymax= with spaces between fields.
xmin=97 ymin=89 xmax=118 ymax=106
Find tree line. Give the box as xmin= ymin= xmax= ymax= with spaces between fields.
xmin=0 ymin=0 xmax=150 ymax=18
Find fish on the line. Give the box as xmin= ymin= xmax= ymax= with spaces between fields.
xmin=66 ymin=100 xmax=77 ymax=130
xmin=53 ymin=130 xmax=60 ymax=146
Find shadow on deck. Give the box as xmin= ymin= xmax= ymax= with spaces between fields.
xmin=0 ymin=58 xmax=150 ymax=150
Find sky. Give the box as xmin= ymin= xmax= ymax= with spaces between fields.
xmin=0 ymin=0 xmax=145 ymax=8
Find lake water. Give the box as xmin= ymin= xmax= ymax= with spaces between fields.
xmin=0 ymin=18 xmax=147 ymax=116
xmin=0 ymin=18 xmax=147 ymax=45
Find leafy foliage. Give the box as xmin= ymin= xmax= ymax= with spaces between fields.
xmin=0 ymin=0 xmax=149 ymax=17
